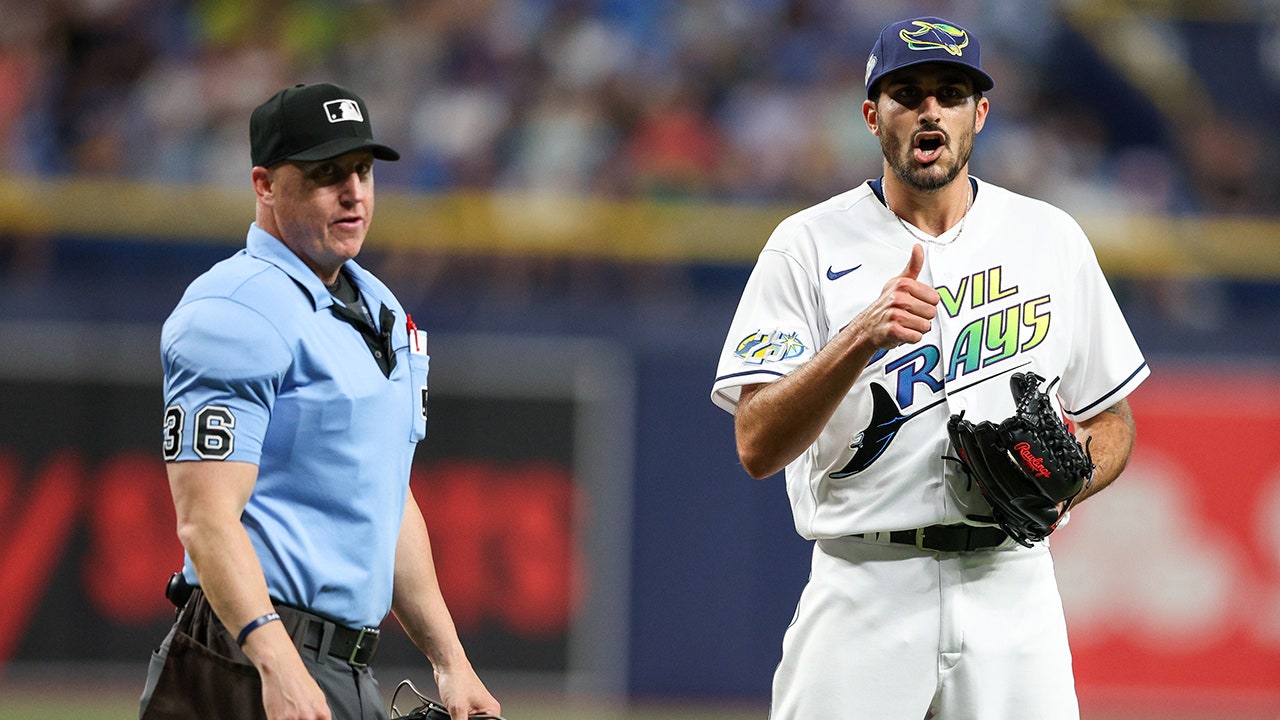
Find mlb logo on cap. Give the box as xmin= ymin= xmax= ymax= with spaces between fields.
xmin=324 ymin=99 xmax=364 ymax=123
xmin=864 ymin=16 xmax=994 ymax=98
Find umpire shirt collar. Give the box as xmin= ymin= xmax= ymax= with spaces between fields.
xmin=245 ymin=222 xmax=372 ymax=312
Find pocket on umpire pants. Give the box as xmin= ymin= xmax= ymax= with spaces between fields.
xmin=140 ymin=630 xmax=267 ymax=720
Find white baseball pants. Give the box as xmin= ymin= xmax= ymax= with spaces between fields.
xmin=770 ymin=534 xmax=1079 ymax=720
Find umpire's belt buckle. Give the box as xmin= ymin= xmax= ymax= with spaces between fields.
xmin=348 ymin=627 xmax=379 ymax=667
xmin=915 ymin=527 xmax=929 ymax=550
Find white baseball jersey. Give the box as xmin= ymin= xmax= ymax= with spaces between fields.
xmin=712 ymin=177 xmax=1148 ymax=540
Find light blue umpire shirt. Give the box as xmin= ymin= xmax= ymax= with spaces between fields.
xmin=161 ymin=222 xmax=429 ymax=629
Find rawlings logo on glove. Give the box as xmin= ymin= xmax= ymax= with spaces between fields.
xmin=946 ymin=372 xmax=1095 ymax=547
xmin=1014 ymin=442 xmax=1050 ymax=478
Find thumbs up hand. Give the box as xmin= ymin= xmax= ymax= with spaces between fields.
xmin=847 ymin=244 xmax=941 ymax=350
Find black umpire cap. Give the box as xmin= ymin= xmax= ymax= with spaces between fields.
xmin=250 ymin=82 xmax=400 ymax=168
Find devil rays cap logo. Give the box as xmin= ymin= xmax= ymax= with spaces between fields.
xmin=899 ymin=20 xmax=969 ymax=56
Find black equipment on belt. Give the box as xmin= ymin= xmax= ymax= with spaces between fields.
xmin=165 ymin=571 xmax=195 ymax=610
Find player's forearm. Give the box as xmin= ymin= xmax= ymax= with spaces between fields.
xmin=177 ymin=504 xmax=322 ymax=711
xmin=391 ymin=569 xmax=496 ymax=720
xmin=172 ymin=474 xmax=328 ymax=720
xmin=181 ymin=526 xmax=275 ymax=623
xmin=391 ymin=505 xmax=500 ymax=719
xmin=1071 ymin=399 xmax=1136 ymax=504
xmin=393 ymin=578 xmax=469 ymax=671
xmin=182 ymin=526 xmax=292 ymax=649
xmin=167 ymin=461 xmax=304 ymax=675
xmin=169 ymin=463 xmax=277 ymax=629
xmin=735 ymin=328 xmax=879 ymax=478
xmin=391 ymin=490 xmax=471 ymax=671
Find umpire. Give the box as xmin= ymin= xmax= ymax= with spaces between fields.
xmin=140 ymin=83 xmax=500 ymax=720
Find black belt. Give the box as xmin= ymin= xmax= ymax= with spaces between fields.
xmin=279 ymin=604 xmax=380 ymax=667
xmin=865 ymin=524 xmax=1009 ymax=552
xmin=165 ymin=575 xmax=379 ymax=667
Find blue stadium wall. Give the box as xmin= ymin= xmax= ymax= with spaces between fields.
xmin=1 ymin=225 xmax=1278 ymax=703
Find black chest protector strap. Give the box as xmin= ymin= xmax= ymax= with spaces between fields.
xmin=328 ymin=272 xmax=396 ymax=378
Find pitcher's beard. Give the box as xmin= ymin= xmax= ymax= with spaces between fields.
xmin=881 ymin=131 xmax=974 ymax=193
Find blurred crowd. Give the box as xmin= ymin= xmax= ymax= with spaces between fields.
xmin=3 ymin=0 xmax=1280 ymax=215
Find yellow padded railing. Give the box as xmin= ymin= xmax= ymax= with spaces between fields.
xmin=3 ymin=174 xmax=1277 ymax=278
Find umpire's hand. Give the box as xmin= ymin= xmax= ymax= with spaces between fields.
xmin=243 ymin=627 xmax=332 ymax=720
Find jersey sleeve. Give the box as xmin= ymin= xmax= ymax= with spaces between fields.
xmin=711 ymin=247 xmax=823 ymax=414
xmin=160 ymin=297 xmax=292 ymax=464
xmin=1057 ymin=242 xmax=1149 ymax=422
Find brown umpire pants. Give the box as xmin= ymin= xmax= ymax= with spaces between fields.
xmin=139 ymin=589 xmax=387 ymax=720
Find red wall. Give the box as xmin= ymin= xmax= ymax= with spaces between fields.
xmin=1054 ymin=367 xmax=1280 ymax=716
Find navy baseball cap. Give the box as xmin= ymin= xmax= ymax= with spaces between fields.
xmin=250 ymin=83 xmax=400 ymax=168
xmin=864 ymin=17 xmax=994 ymax=99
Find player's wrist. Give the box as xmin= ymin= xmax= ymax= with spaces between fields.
xmin=237 ymin=611 xmax=282 ymax=645
xmin=834 ymin=320 xmax=885 ymax=362
xmin=427 ymin=644 xmax=473 ymax=675
xmin=238 ymin=618 xmax=300 ymax=670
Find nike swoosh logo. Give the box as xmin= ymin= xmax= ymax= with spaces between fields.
xmin=826 ymin=264 xmax=862 ymax=281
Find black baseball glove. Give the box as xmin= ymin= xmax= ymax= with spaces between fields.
xmin=946 ymin=372 xmax=1095 ymax=547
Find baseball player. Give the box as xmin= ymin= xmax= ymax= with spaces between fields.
xmin=711 ymin=17 xmax=1148 ymax=719
xmin=140 ymin=83 xmax=499 ymax=720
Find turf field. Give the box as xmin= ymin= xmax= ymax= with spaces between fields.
xmin=0 ymin=692 xmax=1268 ymax=720
xmin=0 ymin=678 xmax=1269 ymax=720
xmin=0 ymin=688 xmax=766 ymax=720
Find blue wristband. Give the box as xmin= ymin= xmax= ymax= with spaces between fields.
xmin=236 ymin=612 xmax=282 ymax=646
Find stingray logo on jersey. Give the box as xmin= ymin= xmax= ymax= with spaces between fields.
xmin=830 ymin=363 xmax=1029 ymax=479
xmin=899 ymin=21 xmax=970 ymax=56
xmin=734 ymin=330 xmax=806 ymax=365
